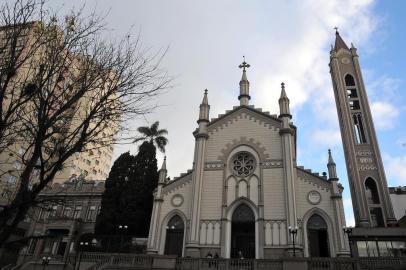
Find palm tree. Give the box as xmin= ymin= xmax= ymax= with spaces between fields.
xmin=134 ymin=121 xmax=168 ymax=153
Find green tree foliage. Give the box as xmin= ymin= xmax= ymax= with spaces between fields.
xmin=134 ymin=121 xmax=168 ymax=153
xmin=95 ymin=141 xmax=158 ymax=237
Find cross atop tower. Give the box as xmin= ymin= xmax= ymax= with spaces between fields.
xmin=334 ymin=26 xmax=339 ymax=34
xmin=239 ymin=56 xmax=250 ymax=71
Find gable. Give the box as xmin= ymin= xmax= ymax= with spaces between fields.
xmin=204 ymin=106 xmax=288 ymax=161
xmin=208 ymin=106 xmax=281 ymax=131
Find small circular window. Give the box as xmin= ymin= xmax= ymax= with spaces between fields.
xmin=231 ymin=151 xmax=256 ymax=177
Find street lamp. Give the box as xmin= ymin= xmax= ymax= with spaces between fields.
xmin=76 ymin=241 xmax=89 ymax=270
xmin=41 ymin=256 xmax=51 ymax=270
xmin=343 ymin=226 xmax=353 ymax=257
xmin=118 ymin=225 xmax=128 ymax=253
xmin=288 ymin=226 xmax=299 ymax=257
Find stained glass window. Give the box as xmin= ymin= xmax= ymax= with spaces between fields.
xmin=231 ymin=152 xmax=256 ymax=177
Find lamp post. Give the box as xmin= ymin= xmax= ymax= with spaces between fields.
xmin=118 ymin=225 xmax=128 ymax=253
xmin=343 ymin=226 xmax=353 ymax=257
xmin=288 ymin=226 xmax=298 ymax=257
xmin=76 ymin=241 xmax=89 ymax=270
xmin=41 ymin=256 xmax=51 ymax=270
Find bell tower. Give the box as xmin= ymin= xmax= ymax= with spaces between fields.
xmin=329 ymin=30 xmax=397 ymax=227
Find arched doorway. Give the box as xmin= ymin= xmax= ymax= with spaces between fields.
xmin=164 ymin=215 xmax=184 ymax=256
xmin=307 ymin=214 xmax=330 ymax=257
xmin=231 ymin=204 xmax=255 ymax=258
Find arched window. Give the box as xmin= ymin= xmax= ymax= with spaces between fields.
xmin=345 ymin=74 xmax=356 ymax=86
xmin=344 ymin=74 xmax=367 ymax=144
xmin=353 ymin=114 xmax=367 ymax=144
xmin=365 ymin=178 xmax=380 ymax=204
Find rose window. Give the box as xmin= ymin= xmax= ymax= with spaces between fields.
xmin=231 ymin=152 xmax=256 ymax=177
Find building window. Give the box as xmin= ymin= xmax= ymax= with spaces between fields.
xmin=370 ymin=207 xmax=385 ymax=227
xmin=365 ymin=178 xmax=380 ymax=204
xmin=28 ymin=239 xmax=38 ymax=254
xmin=50 ymin=205 xmax=58 ymax=218
xmin=63 ymin=206 xmax=72 ymax=218
xmin=345 ymin=74 xmax=356 ymax=86
xmin=73 ymin=206 xmax=82 ymax=219
xmin=231 ymin=152 xmax=256 ymax=177
xmin=86 ymin=206 xmax=96 ymax=221
xmin=356 ymin=241 xmax=406 ymax=257
xmin=353 ymin=114 xmax=367 ymax=144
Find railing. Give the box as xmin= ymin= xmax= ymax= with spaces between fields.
xmin=84 ymin=257 xmax=111 ymax=270
xmin=308 ymin=258 xmax=358 ymax=270
xmin=0 ymin=264 xmax=15 ymax=270
xmin=110 ymin=255 xmax=153 ymax=268
xmin=358 ymin=257 xmax=406 ymax=270
xmin=175 ymin=258 xmax=283 ymax=270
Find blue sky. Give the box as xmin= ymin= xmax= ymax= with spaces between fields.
xmin=50 ymin=0 xmax=406 ymax=226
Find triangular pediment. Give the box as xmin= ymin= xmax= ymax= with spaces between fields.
xmin=207 ymin=105 xmax=284 ymax=133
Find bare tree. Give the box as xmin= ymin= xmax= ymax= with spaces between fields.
xmin=0 ymin=0 xmax=169 ymax=246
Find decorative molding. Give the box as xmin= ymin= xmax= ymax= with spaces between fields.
xmin=308 ymin=190 xmax=322 ymax=205
xmin=264 ymin=219 xmax=287 ymax=225
xmin=261 ymin=159 xmax=283 ymax=169
xmin=208 ymin=107 xmax=281 ymax=136
xmin=162 ymin=171 xmax=193 ymax=196
xmin=204 ymin=161 xmax=224 ymax=171
xmin=297 ymin=168 xmax=330 ymax=191
xmin=218 ymin=136 xmax=269 ymax=162
xmin=171 ymin=194 xmax=184 ymax=207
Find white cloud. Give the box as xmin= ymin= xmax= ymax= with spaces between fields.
xmin=370 ymin=101 xmax=399 ymax=129
xmin=312 ymin=129 xmax=342 ymax=147
xmin=51 ymin=0 xmax=382 ymax=180
xmin=343 ymin=198 xmax=355 ymax=226
xmin=384 ymin=154 xmax=406 ymax=186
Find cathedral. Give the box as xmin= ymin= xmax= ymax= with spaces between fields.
xmin=146 ymin=31 xmax=394 ymax=259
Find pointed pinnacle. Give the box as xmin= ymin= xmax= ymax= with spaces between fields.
xmin=328 ymin=149 xmax=335 ymax=164
xmin=160 ymin=156 xmax=167 ymax=170
xmin=280 ymin=82 xmax=288 ymax=99
xmin=202 ymin=89 xmax=209 ymax=105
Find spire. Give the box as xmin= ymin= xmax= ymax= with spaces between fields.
xmin=238 ymin=56 xmax=250 ymax=106
xmin=158 ymin=156 xmax=167 ymax=184
xmin=328 ymin=149 xmax=335 ymax=165
xmin=334 ymin=27 xmax=349 ymax=51
xmin=160 ymin=156 xmax=167 ymax=171
xmin=327 ymin=149 xmax=338 ymax=180
xmin=198 ymin=89 xmax=210 ymax=123
xmin=278 ymin=82 xmax=291 ymax=118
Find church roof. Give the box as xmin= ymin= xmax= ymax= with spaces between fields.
xmin=334 ymin=31 xmax=349 ymax=51
xmin=161 ymin=169 xmax=193 ymax=195
xmin=208 ymin=105 xmax=282 ymax=128
xmin=296 ymin=166 xmax=343 ymax=191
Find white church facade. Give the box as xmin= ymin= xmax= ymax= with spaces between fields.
xmin=147 ymin=37 xmax=354 ymax=259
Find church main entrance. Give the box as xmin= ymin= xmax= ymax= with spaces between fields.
xmin=231 ymin=204 xmax=255 ymax=258
xmin=164 ymin=215 xmax=184 ymax=257
xmin=307 ymin=214 xmax=330 ymax=257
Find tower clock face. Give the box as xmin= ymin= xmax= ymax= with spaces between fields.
xmin=341 ymin=57 xmax=350 ymax=64
xmin=308 ymin=190 xmax=321 ymax=205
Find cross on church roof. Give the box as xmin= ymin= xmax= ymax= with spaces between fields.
xmin=334 ymin=26 xmax=339 ymax=34
xmin=238 ymin=56 xmax=250 ymax=71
